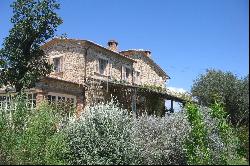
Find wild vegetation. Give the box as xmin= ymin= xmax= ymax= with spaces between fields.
xmin=0 ymin=93 xmax=247 ymax=165
xmin=0 ymin=93 xmax=69 ymax=165
xmin=191 ymin=69 xmax=249 ymax=161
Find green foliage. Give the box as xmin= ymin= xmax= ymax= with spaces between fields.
xmin=139 ymin=84 xmax=165 ymax=94
xmin=66 ymin=100 xmax=190 ymax=165
xmin=236 ymin=126 xmax=249 ymax=160
xmin=0 ymin=0 xmax=63 ymax=92
xmin=1 ymin=95 xmax=245 ymax=165
xmin=184 ymin=102 xmax=211 ymax=165
xmin=184 ymin=100 xmax=244 ymax=165
xmin=133 ymin=113 xmax=190 ymax=165
xmin=0 ymin=92 xmax=30 ymax=164
xmin=191 ymin=69 xmax=249 ymax=126
xmin=66 ymin=100 xmax=139 ymax=165
xmin=210 ymin=101 xmax=241 ymax=164
xmin=191 ymin=69 xmax=249 ymax=160
xmin=0 ymin=93 xmax=69 ymax=165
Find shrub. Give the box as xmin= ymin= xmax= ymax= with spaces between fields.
xmin=66 ymin=100 xmax=191 ymax=165
xmin=1 ymin=94 xmax=244 ymax=165
xmin=66 ymin=100 xmax=139 ymax=165
xmin=184 ymin=103 xmax=212 ymax=165
xmin=133 ymin=112 xmax=190 ymax=165
xmin=0 ymin=93 xmax=30 ymax=164
xmin=184 ymin=101 xmax=242 ymax=165
xmin=0 ymin=92 xmax=69 ymax=165
xmin=209 ymin=101 xmax=241 ymax=164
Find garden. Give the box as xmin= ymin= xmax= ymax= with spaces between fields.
xmin=0 ymin=91 xmax=248 ymax=165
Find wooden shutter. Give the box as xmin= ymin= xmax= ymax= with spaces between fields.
xmin=95 ymin=58 xmax=99 ymax=73
xmin=105 ymin=59 xmax=108 ymax=76
xmin=60 ymin=57 xmax=63 ymax=72
xmin=122 ymin=66 xmax=126 ymax=80
xmin=121 ymin=66 xmax=123 ymax=80
xmin=133 ymin=70 xmax=136 ymax=84
xmin=109 ymin=61 xmax=112 ymax=78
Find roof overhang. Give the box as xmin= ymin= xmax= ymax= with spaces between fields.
xmin=120 ymin=50 xmax=170 ymax=80
xmin=41 ymin=38 xmax=136 ymax=63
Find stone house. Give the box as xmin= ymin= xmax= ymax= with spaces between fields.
xmin=1 ymin=38 xmax=183 ymax=116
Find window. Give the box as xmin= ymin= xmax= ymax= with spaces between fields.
xmin=98 ymin=58 xmax=108 ymax=75
xmin=134 ymin=71 xmax=141 ymax=84
xmin=53 ymin=57 xmax=62 ymax=72
xmin=27 ymin=93 xmax=37 ymax=109
xmin=0 ymin=93 xmax=36 ymax=111
xmin=122 ymin=66 xmax=131 ymax=81
xmin=48 ymin=95 xmax=56 ymax=104
xmin=47 ymin=92 xmax=76 ymax=107
xmin=126 ymin=68 xmax=130 ymax=79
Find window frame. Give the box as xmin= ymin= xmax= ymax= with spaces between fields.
xmin=47 ymin=92 xmax=76 ymax=107
xmin=133 ymin=70 xmax=141 ymax=84
xmin=52 ymin=56 xmax=63 ymax=73
xmin=122 ymin=65 xmax=132 ymax=81
xmin=0 ymin=93 xmax=37 ymax=111
xmin=96 ymin=56 xmax=112 ymax=77
xmin=98 ymin=58 xmax=108 ymax=75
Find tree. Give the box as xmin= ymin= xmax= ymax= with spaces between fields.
xmin=0 ymin=0 xmax=62 ymax=92
xmin=191 ymin=69 xmax=249 ymax=126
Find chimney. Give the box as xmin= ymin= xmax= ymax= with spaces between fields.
xmin=107 ymin=40 xmax=118 ymax=52
xmin=144 ymin=50 xmax=151 ymax=57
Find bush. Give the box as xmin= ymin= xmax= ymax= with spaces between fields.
xmin=0 ymin=93 xmax=69 ymax=165
xmin=0 ymin=93 xmax=30 ymax=164
xmin=184 ymin=103 xmax=211 ymax=165
xmin=133 ymin=112 xmax=190 ymax=165
xmin=66 ymin=100 xmax=139 ymax=165
xmin=184 ymin=102 xmax=242 ymax=165
xmin=1 ymin=94 xmax=244 ymax=165
xmin=66 ymin=100 xmax=191 ymax=165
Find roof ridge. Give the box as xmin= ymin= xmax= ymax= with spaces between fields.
xmin=41 ymin=38 xmax=136 ymax=62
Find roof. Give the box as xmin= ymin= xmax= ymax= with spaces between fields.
xmin=119 ymin=50 xmax=170 ymax=79
xmin=41 ymin=38 xmax=136 ymax=63
xmin=43 ymin=76 xmax=86 ymax=87
xmin=42 ymin=38 xmax=169 ymax=79
xmin=89 ymin=77 xmax=191 ymax=103
xmin=0 ymin=76 xmax=86 ymax=94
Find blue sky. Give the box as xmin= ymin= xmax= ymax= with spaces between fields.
xmin=0 ymin=0 xmax=249 ymax=92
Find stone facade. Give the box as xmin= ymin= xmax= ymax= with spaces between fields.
xmin=84 ymin=46 xmax=134 ymax=83
xmin=43 ymin=38 xmax=169 ymax=114
xmin=43 ymin=39 xmax=135 ymax=85
xmin=120 ymin=50 xmax=168 ymax=88
xmin=35 ymin=77 xmax=85 ymax=116
xmin=43 ymin=38 xmax=169 ymax=88
xmin=43 ymin=40 xmax=86 ymax=85
xmin=0 ymin=38 xmax=172 ymax=115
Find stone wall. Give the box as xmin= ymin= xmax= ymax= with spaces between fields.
xmin=44 ymin=41 xmax=134 ymax=85
xmin=35 ymin=77 xmax=85 ymax=116
xmin=121 ymin=51 xmax=166 ymax=88
xmin=44 ymin=42 xmax=86 ymax=85
xmin=43 ymin=39 xmax=167 ymax=112
xmin=36 ymin=77 xmax=84 ymax=96
xmin=85 ymin=47 xmax=134 ymax=83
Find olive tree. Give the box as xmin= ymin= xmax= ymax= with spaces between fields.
xmin=191 ymin=69 xmax=249 ymax=126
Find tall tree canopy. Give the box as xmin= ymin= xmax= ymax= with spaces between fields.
xmin=0 ymin=0 xmax=62 ymax=92
xmin=191 ymin=69 xmax=249 ymax=126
